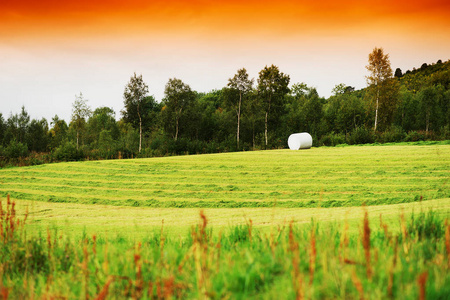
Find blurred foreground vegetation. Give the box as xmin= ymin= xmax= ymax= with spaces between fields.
xmin=1 ymin=196 xmax=450 ymax=299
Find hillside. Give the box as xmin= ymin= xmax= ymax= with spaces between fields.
xmin=2 ymin=144 xmax=450 ymax=299
xmin=2 ymin=144 xmax=449 ymax=209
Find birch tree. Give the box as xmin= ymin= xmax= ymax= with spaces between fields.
xmin=366 ymin=47 xmax=393 ymax=132
xmin=123 ymin=73 xmax=149 ymax=153
xmin=226 ymin=68 xmax=253 ymax=149
xmin=71 ymin=93 xmax=91 ymax=150
xmin=257 ymin=65 xmax=290 ymax=147
xmin=163 ymin=78 xmax=195 ymax=141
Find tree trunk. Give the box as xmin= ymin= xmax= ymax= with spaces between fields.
xmin=252 ymin=120 xmax=255 ymax=150
xmin=252 ymin=130 xmax=255 ymax=150
xmin=138 ymin=110 xmax=142 ymax=153
xmin=175 ymin=117 xmax=179 ymax=141
xmin=237 ymin=92 xmax=242 ymax=149
xmin=76 ymin=130 xmax=79 ymax=150
xmin=139 ymin=121 xmax=142 ymax=153
xmin=265 ymin=111 xmax=268 ymax=147
xmin=374 ymin=87 xmax=379 ymax=132
xmin=426 ymin=110 xmax=430 ymax=134
xmin=264 ymin=96 xmax=272 ymax=148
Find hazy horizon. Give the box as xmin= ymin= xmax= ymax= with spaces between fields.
xmin=1 ymin=0 xmax=449 ymax=122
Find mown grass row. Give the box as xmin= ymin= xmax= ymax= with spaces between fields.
xmin=0 ymin=145 xmax=449 ymax=208
xmin=1 ymin=195 xmax=450 ymax=299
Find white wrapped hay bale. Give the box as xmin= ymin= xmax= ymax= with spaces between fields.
xmin=288 ymin=133 xmax=312 ymax=150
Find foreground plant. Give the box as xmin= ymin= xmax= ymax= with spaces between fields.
xmin=1 ymin=196 xmax=449 ymax=299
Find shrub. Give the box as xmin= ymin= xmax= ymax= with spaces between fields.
xmin=404 ymin=131 xmax=426 ymax=142
xmin=53 ymin=141 xmax=84 ymax=161
xmin=346 ymin=127 xmax=375 ymax=145
xmin=27 ymin=152 xmax=44 ymax=166
xmin=319 ymin=132 xmax=346 ymax=146
xmin=377 ymin=126 xmax=406 ymax=143
xmin=150 ymin=136 xmax=163 ymax=150
xmin=4 ymin=139 xmax=29 ymax=159
xmin=438 ymin=125 xmax=450 ymax=140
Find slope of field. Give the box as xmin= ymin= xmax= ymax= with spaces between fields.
xmin=1 ymin=144 xmax=449 ymax=208
xmin=1 ymin=144 xmax=450 ymax=298
xmin=10 ymin=198 xmax=449 ymax=238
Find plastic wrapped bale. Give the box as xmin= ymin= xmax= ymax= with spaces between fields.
xmin=288 ymin=133 xmax=313 ymax=150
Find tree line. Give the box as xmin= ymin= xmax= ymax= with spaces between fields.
xmin=1 ymin=48 xmax=449 ymax=166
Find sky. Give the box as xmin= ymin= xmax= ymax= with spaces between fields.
xmin=1 ymin=0 xmax=450 ymax=123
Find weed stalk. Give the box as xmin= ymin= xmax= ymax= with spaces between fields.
xmin=417 ymin=271 xmax=428 ymax=300
xmin=362 ymin=209 xmax=372 ymax=280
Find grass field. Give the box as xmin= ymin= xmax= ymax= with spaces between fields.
xmin=1 ymin=145 xmax=449 ymax=209
xmin=1 ymin=144 xmax=450 ymax=299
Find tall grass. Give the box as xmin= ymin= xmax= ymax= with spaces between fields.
xmin=1 ymin=196 xmax=450 ymax=299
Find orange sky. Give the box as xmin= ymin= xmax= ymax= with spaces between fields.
xmin=2 ymin=0 xmax=450 ymax=41
xmin=1 ymin=0 xmax=449 ymax=121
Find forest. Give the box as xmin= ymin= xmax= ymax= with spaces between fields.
xmin=0 ymin=52 xmax=449 ymax=167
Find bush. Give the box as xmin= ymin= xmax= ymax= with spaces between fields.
xmin=53 ymin=141 xmax=84 ymax=161
xmin=27 ymin=152 xmax=45 ymax=166
xmin=438 ymin=125 xmax=450 ymax=140
xmin=319 ymin=132 xmax=346 ymax=146
xmin=186 ymin=139 xmax=208 ymax=155
xmin=150 ymin=136 xmax=163 ymax=151
xmin=346 ymin=127 xmax=375 ymax=145
xmin=4 ymin=140 xmax=29 ymax=159
xmin=404 ymin=131 xmax=426 ymax=142
xmin=377 ymin=126 xmax=406 ymax=143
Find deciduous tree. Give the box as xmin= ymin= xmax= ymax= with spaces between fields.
xmin=225 ymin=68 xmax=253 ymax=149
xmin=0 ymin=113 xmax=5 ymax=145
xmin=257 ymin=65 xmax=290 ymax=147
xmin=163 ymin=78 xmax=195 ymax=141
xmin=366 ymin=47 xmax=393 ymax=131
xmin=122 ymin=73 xmax=149 ymax=152
xmin=27 ymin=118 xmax=49 ymax=152
xmin=419 ymin=85 xmax=442 ymax=134
xmin=71 ymin=93 xmax=91 ymax=150
xmin=87 ymin=107 xmax=119 ymax=146
xmin=394 ymin=68 xmax=403 ymax=78
xmin=49 ymin=115 xmax=68 ymax=150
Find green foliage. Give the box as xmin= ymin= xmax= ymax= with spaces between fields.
xmin=319 ymin=132 xmax=346 ymax=146
xmin=404 ymin=131 xmax=426 ymax=142
xmin=257 ymin=65 xmax=290 ymax=147
xmin=71 ymin=93 xmax=91 ymax=150
xmin=53 ymin=141 xmax=85 ymax=161
xmin=162 ymin=78 xmax=196 ymax=141
xmin=346 ymin=126 xmax=375 ymax=145
xmin=407 ymin=209 xmax=445 ymax=240
xmin=122 ymin=73 xmax=150 ymax=128
xmin=225 ymin=68 xmax=254 ymax=149
xmin=323 ymin=92 xmax=365 ymax=134
xmin=4 ymin=139 xmax=29 ymax=158
xmin=377 ymin=125 xmax=406 ymax=143
xmin=0 ymin=60 xmax=449 ymax=165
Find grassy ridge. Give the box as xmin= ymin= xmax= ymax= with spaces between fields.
xmin=1 ymin=145 xmax=449 ymax=208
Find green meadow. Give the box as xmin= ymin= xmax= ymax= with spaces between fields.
xmin=1 ymin=144 xmax=449 ymax=209
xmin=1 ymin=144 xmax=450 ymax=299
